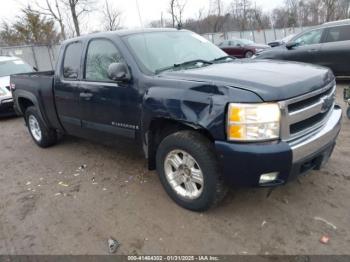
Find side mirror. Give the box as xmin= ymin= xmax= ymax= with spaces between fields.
xmin=236 ymin=43 xmax=242 ymax=47
xmin=107 ymin=62 xmax=131 ymax=82
xmin=286 ymin=41 xmax=298 ymax=49
xmin=33 ymin=66 xmax=38 ymax=72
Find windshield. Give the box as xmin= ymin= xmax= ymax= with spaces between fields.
xmin=282 ymin=34 xmax=295 ymax=43
xmin=0 ymin=59 xmax=33 ymax=77
xmin=240 ymin=39 xmax=255 ymax=45
xmin=124 ymin=31 xmax=227 ymax=74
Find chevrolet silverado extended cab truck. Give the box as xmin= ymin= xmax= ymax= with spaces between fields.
xmin=11 ymin=29 xmax=342 ymax=211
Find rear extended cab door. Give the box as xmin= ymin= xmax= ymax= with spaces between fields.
xmin=54 ymin=41 xmax=84 ymax=135
xmin=319 ymin=24 xmax=350 ymax=76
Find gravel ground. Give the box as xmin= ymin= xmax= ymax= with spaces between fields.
xmin=0 ymin=82 xmax=349 ymax=255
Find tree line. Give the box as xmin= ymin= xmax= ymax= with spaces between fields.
xmin=152 ymin=0 xmax=350 ymax=34
xmin=0 ymin=0 xmax=122 ymax=46
xmin=0 ymin=0 xmax=349 ymax=46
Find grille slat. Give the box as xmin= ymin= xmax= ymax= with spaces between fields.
xmin=288 ymin=87 xmax=334 ymax=113
xmin=279 ymin=82 xmax=336 ymax=141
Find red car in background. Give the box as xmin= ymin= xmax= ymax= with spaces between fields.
xmin=218 ymin=38 xmax=270 ymax=58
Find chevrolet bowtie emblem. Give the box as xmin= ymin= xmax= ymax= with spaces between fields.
xmin=321 ymin=96 xmax=334 ymax=113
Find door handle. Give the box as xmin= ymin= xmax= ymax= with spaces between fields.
xmin=80 ymin=92 xmax=93 ymax=100
xmin=308 ymin=49 xmax=319 ymax=52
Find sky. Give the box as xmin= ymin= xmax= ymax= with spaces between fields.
xmin=0 ymin=0 xmax=285 ymax=32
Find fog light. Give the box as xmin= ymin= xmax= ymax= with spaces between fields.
xmin=259 ymin=172 xmax=279 ymax=184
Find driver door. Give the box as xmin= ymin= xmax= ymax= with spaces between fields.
xmin=284 ymin=28 xmax=326 ymax=64
xmin=79 ymin=38 xmax=140 ymax=141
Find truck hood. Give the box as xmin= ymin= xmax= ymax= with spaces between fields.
xmin=160 ymin=60 xmax=334 ymax=101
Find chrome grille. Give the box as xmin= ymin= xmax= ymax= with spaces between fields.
xmin=279 ymin=82 xmax=336 ymax=142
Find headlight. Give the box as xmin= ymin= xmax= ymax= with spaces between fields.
xmin=227 ymin=103 xmax=281 ymax=141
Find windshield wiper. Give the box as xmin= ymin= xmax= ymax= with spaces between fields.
xmin=155 ymin=59 xmax=213 ymax=74
xmin=212 ymin=55 xmax=236 ymax=63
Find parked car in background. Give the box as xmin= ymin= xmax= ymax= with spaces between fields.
xmin=0 ymin=56 xmax=34 ymax=117
xmin=218 ymin=38 xmax=270 ymax=58
xmin=11 ymin=29 xmax=342 ymax=211
xmin=268 ymin=34 xmax=296 ymax=47
xmin=255 ymin=19 xmax=350 ymax=76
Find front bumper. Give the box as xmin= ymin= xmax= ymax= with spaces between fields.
xmin=215 ymin=106 xmax=342 ymax=187
xmin=0 ymin=98 xmax=15 ymax=117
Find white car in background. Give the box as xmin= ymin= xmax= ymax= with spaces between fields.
xmin=0 ymin=56 xmax=34 ymax=117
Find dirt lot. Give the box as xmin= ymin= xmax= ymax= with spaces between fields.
xmin=0 ymin=82 xmax=349 ymax=255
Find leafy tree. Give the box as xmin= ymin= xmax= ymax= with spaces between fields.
xmin=0 ymin=6 xmax=60 ymax=46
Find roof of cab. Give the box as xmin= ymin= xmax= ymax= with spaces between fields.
xmin=322 ymin=19 xmax=350 ymax=27
xmin=62 ymin=28 xmax=182 ymax=44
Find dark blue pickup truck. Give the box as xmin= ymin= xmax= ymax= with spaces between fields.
xmin=11 ymin=29 xmax=342 ymax=211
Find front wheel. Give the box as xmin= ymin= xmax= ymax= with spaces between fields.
xmin=25 ymin=106 xmax=57 ymax=148
xmin=156 ymin=131 xmax=228 ymax=211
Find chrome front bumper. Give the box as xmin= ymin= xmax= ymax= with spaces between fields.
xmin=290 ymin=106 xmax=342 ymax=163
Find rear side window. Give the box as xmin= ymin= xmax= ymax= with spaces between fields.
xmin=325 ymin=25 xmax=350 ymax=42
xmin=63 ymin=42 xmax=82 ymax=79
xmin=85 ymin=39 xmax=123 ymax=81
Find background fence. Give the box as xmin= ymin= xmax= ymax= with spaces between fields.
xmin=0 ymin=45 xmax=60 ymax=71
xmin=0 ymin=26 xmax=313 ymax=71
xmin=203 ymin=26 xmax=313 ymax=45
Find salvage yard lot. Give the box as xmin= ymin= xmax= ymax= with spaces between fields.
xmin=0 ymin=83 xmax=349 ymax=255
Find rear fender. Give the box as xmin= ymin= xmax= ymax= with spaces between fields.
xmin=14 ymin=90 xmax=49 ymax=128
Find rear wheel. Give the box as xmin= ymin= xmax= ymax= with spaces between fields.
xmin=25 ymin=106 xmax=57 ymax=148
xmin=245 ymin=51 xmax=254 ymax=58
xmin=156 ymin=130 xmax=228 ymax=211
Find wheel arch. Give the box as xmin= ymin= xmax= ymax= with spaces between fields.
xmin=15 ymin=91 xmax=49 ymax=129
xmin=17 ymin=97 xmax=35 ymax=115
xmin=145 ymin=117 xmax=215 ymax=170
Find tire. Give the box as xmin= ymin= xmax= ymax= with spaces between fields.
xmin=156 ymin=130 xmax=228 ymax=211
xmin=25 ymin=106 xmax=57 ymax=148
xmin=347 ymin=107 xmax=350 ymax=119
xmin=245 ymin=51 xmax=254 ymax=58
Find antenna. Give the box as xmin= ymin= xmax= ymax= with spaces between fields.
xmin=135 ymin=0 xmax=152 ymax=69
xmin=135 ymin=0 xmax=144 ymax=28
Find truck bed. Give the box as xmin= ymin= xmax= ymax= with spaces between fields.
xmin=11 ymin=71 xmax=62 ymax=130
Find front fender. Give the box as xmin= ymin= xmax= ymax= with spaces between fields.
xmin=141 ymin=85 xmax=225 ymax=141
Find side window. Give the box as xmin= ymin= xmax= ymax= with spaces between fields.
xmin=294 ymin=29 xmax=323 ymax=46
xmin=219 ymin=41 xmax=228 ymax=47
xmin=63 ymin=42 xmax=82 ymax=79
xmin=85 ymin=39 xmax=122 ymax=81
xmin=325 ymin=25 xmax=350 ymax=43
xmin=235 ymin=40 xmax=242 ymax=47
